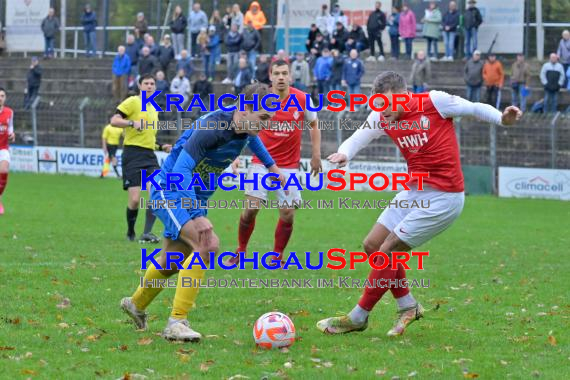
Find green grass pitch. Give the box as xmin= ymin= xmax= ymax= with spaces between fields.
xmin=0 ymin=173 xmax=568 ymax=379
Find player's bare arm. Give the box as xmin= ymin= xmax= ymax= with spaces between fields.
xmin=309 ymin=119 xmax=322 ymax=176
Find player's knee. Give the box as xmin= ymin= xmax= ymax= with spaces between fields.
xmin=279 ymin=208 xmax=295 ymax=223
xmin=363 ymin=239 xmax=379 ymax=256
xmin=242 ymin=207 xmax=259 ymax=222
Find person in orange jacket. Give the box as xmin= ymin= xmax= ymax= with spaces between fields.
xmin=482 ymin=53 xmax=504 ymax=107
xmin=244 ymin=1 xmax=267 ymax=50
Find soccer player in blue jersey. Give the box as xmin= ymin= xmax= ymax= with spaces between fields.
xmin=121 ymin=83 xmax=286 ymax=342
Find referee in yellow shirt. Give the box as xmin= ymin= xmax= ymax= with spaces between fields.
xmin=111 ymin=74 xmax=172 ymax=243
xmin=100 ymin=122 xmax=123 ymax=178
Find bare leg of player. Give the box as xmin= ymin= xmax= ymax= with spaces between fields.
xmin=121 ymin=238 xmax=192 ymax=330
xmin=162 ymin=218 xmax=220 ymax=342
xmin=0 ymin=160 xmax=9 ymax=215
xmin=317 ymin=224 xmax=423 ymax=335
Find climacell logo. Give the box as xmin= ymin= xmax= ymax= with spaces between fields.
xmin=506 ymin=175 xmax=568 ymax=197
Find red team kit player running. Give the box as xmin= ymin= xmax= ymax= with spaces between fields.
xmin=318 ymin=72 xmax=522 ymax=336
xmin=227 ymin=59 xmax=322 ymax=266
xmin=0 ymin=88 xmax=15 ymax=215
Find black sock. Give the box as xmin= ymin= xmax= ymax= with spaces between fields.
xmin=143 ymin=208 xmax=156 ymax=235
xmin=126 ymin=207 xmax=138 ymax=235
xmin=113 ymin=165 xmax=120 ymax=177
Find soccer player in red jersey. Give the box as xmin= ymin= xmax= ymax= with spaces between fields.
xmin=228 ymin=59 xmax=322 ymax=266
xmin=0 ymin=88 xmax=15 ymax=215
xmin=317 ymin=71 xmax=522 ymax=336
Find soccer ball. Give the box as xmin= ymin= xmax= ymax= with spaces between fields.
xmin=253 ymin=312 xmax=296 ymax=349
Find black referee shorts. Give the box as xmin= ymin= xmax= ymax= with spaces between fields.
xmin=107 ymin=144 xmax=118 ymax=159
xmin=121 ymin=145 xmax=160 ymax=190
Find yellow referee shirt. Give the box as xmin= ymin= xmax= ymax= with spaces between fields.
xmin=102 ymin=124 xmax=124 ymax=145
xmin=116 ymin=95 xmax=159 ymax=150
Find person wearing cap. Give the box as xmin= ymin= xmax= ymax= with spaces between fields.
xmin=80 ymin=4 xmax=97 ymax=58
xmin=134 ymin=12 xmax=148 ymax=38
xmin=24 ymin=57 xmax=42 ymax=110
xmin=463 ymin=50 xmax=483 ymax=102
xmin=188 ymin=2 xmax=208 ymax=57
xmin=464 ymin=0 xmax=483 ymax=58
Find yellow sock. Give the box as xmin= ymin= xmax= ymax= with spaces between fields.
xmin=132 ymin=264 xmax=169 ymax=310
xmin=171 ymin=254 xmax=206 ymax=320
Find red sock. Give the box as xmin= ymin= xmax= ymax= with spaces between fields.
xmin=390 ymin=263 xmax=410 ymax=298
xmin=237 ymin=215 xmax=256 ymax=253
xmin=358 ymin=254 xmax=398 ymax=311
xmin=273 ymin=219 xmax=293 ymax=259
xmin=0 ymin=172 xmax=8 ymax=196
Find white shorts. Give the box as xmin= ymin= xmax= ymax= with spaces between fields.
xmin=0 ymin=149 xmax=10 ymax=164
xmin=377 ymin=186 xmax=465 ymax=248
xmin=245 ymin=164 xmax=302 ymax=206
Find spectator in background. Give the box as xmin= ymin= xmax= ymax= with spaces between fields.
xmin=291 ymin=52 xmax=311 ymax=91
xmin=311 ymin=32 xmax=330 ymax=58
xmin=441 ymin=1 xmax=459 ymax=61
xmin=188 ymin=2 xmax=208 ymax=57
xmin=255 ymin=54 xmax=271 ymax=84
xmin=271 ymin=49 xmax=290 ymax=65
xmin=24 ymin=57 xmax=42 ymax=109
xmin=388 ymin=6 xmax=400 ymax=60
xmin=206 ymin=26 xmax=221 ymax=80
xmin=134 ymin=12 xmax=148 ymax=37
xmin=306 ymin=24 xmax=321 ymax=54
xmin=313 ymin=48 xmax=333 ymax=104
xmin=196 ymin=27 xmax=211 ymax=79
xmin=230 ymin=3 xmax=244 ymax=33
xmin=138 ymin=46 xmax=158 ymax=77
xmin=540 ymin=53 xmax=565 ymax=113
xmin=81 ymin=4 xmax=97 ymax=58
xmin=170 ymin=68 xmax=192 ymax=112
xmin=125 ymin=34 xmax=140 ymax=88
xmin=409 ymin=50 xmax=431 ymax=93
xmin=330 ymin=49 xmax=344 ymax=95
xmin=157 ymin=35 xmax=175 ymax=75
xmin=511 ymin=53 xmax=531 ymax=112
xmin=133 ymin=28 xmax=143 ymax=47
xmin=169 ymin=5 xmax=187 ymax=59
xmin=331 ymin=21 xmax=349 ymax=54
xmin=154 ymin=70 xmax=170 ymax=115
xmin=222 ymin=6 xmax=233 ymax=33
xmin=176 ymin=49 xmax=193 ymax=80
xmin=244 ymin=1 xmax=267 ymax=51
xmin=234 ymin=57 xmax=253 ymax=94
xmin=330 ymin=4 xmax=349 ymax=32
xmin=144 ymin=34 xmax=158 ymax=56
xmin=557 ymin=30 xmax=570 ymax=85
xmin=482 ymin=54 xmax=504 ymax=107
xmin=210 ymin=10 xmax=225 ymax=49
xmin=345 ymin=24 xmax=368 ymax=53
xmin=399 ymin=3 xmax=416 ymax=59
xmin=464 ymin=50 xmax=483 ymax=102
xmin=41 ymin=8 xmax=60 ymax=59
xmin=192 ymin=73 xmax=213 ymax=118
xmin=316 ymin=4 xmax=332 ymax=37
xmin=241 ymin=21 xmax=261 ymax=71
xmin=366 ymin=2 xmax=387 ymax=62
xmin=112 ymin=45 xmax=131 ymax=102
xmin=223 ymin=24 xmax=242 ymax=84
xmin=422 ymin=1 xmax=442 ymax=61
xmin=342 ymin=49 xmax=364 ymax=109
xmin=464 ymin=0 xmax=483 ymax=58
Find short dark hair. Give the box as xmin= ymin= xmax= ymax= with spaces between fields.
xmin=241 ymin=83 xmax=273 ymax=111
xmin=0 ymin=87 xmax=6 ymax=96
xmin=270 ymin=59 xmax=289 ymax=72
xmin=372 ymin=71 xmax=407 ymax=94
xmin=138 ymin=73 xmax=155 ymax=85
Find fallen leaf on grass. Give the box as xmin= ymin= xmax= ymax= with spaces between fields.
xmin=290 ymin=310 xmax=310 ymax=316
xmin=56 ymin=298 xmax=71 ymax=309
xmin=228 ymin=375 xmax=249 ymax=380
xmin=548 ymin=335 xmax=557 ymax=346
xmin=21 ymin=369 xmax=36 ymax=375
xmin=205 ymin=335 xmax=219 ymax=339
xmin=0 ymin=346 xmax=15 ymax=351
xmin=375 ymin=369 xmax=387 ymax=376
xmin=284 ymin=362 xmax=293 ymax=368
xmin=178 ymin=353 xmax=191 ymax=363
xmin=119 ymin=345 xmax=128 ymax=351
xmin=233 ymin=340 xmax=243 ymax=346
xmin=323 ymin=361 xmax=333 ymax=368
xmin=408 ymin=371 xmax=418 ymax=377
xmin=57 ymin=323 xmax=69 ymax=329
xmin=177 ymin=348 xmax=196 ymax=355
xmin=347 ymin=365 xmax=357 ymax=372
xmin=463 ymin=370 xmax=479 ymax=378
xmin=86 ymin=335 xmax=100 ymax=342
xmin=200 ymin=359 xmax=215 ymax=372
xmin=137 ymin=337 xmax=153 ymax=346
xmin=279 ymin=347 xmax=289 ymax=353
xmin=310 ymin=358 xmax=321 ymax=363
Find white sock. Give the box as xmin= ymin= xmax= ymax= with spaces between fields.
xmin=348 ymin=305 xmax=369 ymax=324
xmin=396 ymin=294 xmax=417 ymax=310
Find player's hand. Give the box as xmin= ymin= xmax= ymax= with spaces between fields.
xmin=162 ymin=144 xmax=172 ymax=153
xmin=501 ymin=106 xmax=522 ymax=125
xmin=327 ymin=152 xmax=348 ymax=168
xmin=310 ymin=156 xmax=322 ymax=176
xmin=8 ymin=132 xmax=15 ymax=143
xmin=131 ymin=120 xmax=142 ymax=130
xmin=231 ymin=157 xmax=240 ymax=175
xmin=269 ymin=165 xmax=289 ymax=195
xmin=341 ymin=80 xmax=347 ymax=87
xmin=193 ymin=216 xmax=214 ymax=246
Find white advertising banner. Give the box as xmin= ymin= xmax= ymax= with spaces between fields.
xmin=5 ymin=0 xmax=50 ymax=52
xmin=469 ymin=0 xmax=524 ymax=54
xmin=499 ymin=167 xmax=570 ymax=201
xmin=277 ymin=0 xmax=322 ymax=28
xmin=10 ymin=146 xmax=408 ymax=192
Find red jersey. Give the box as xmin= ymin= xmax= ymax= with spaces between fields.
xmin=0 ymin=106 xmax=14 ymax=150
xmin=252 ymin=87 xmax=315 ymax=169
xmin=383 ymin=93 xmax=464 ymax=192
